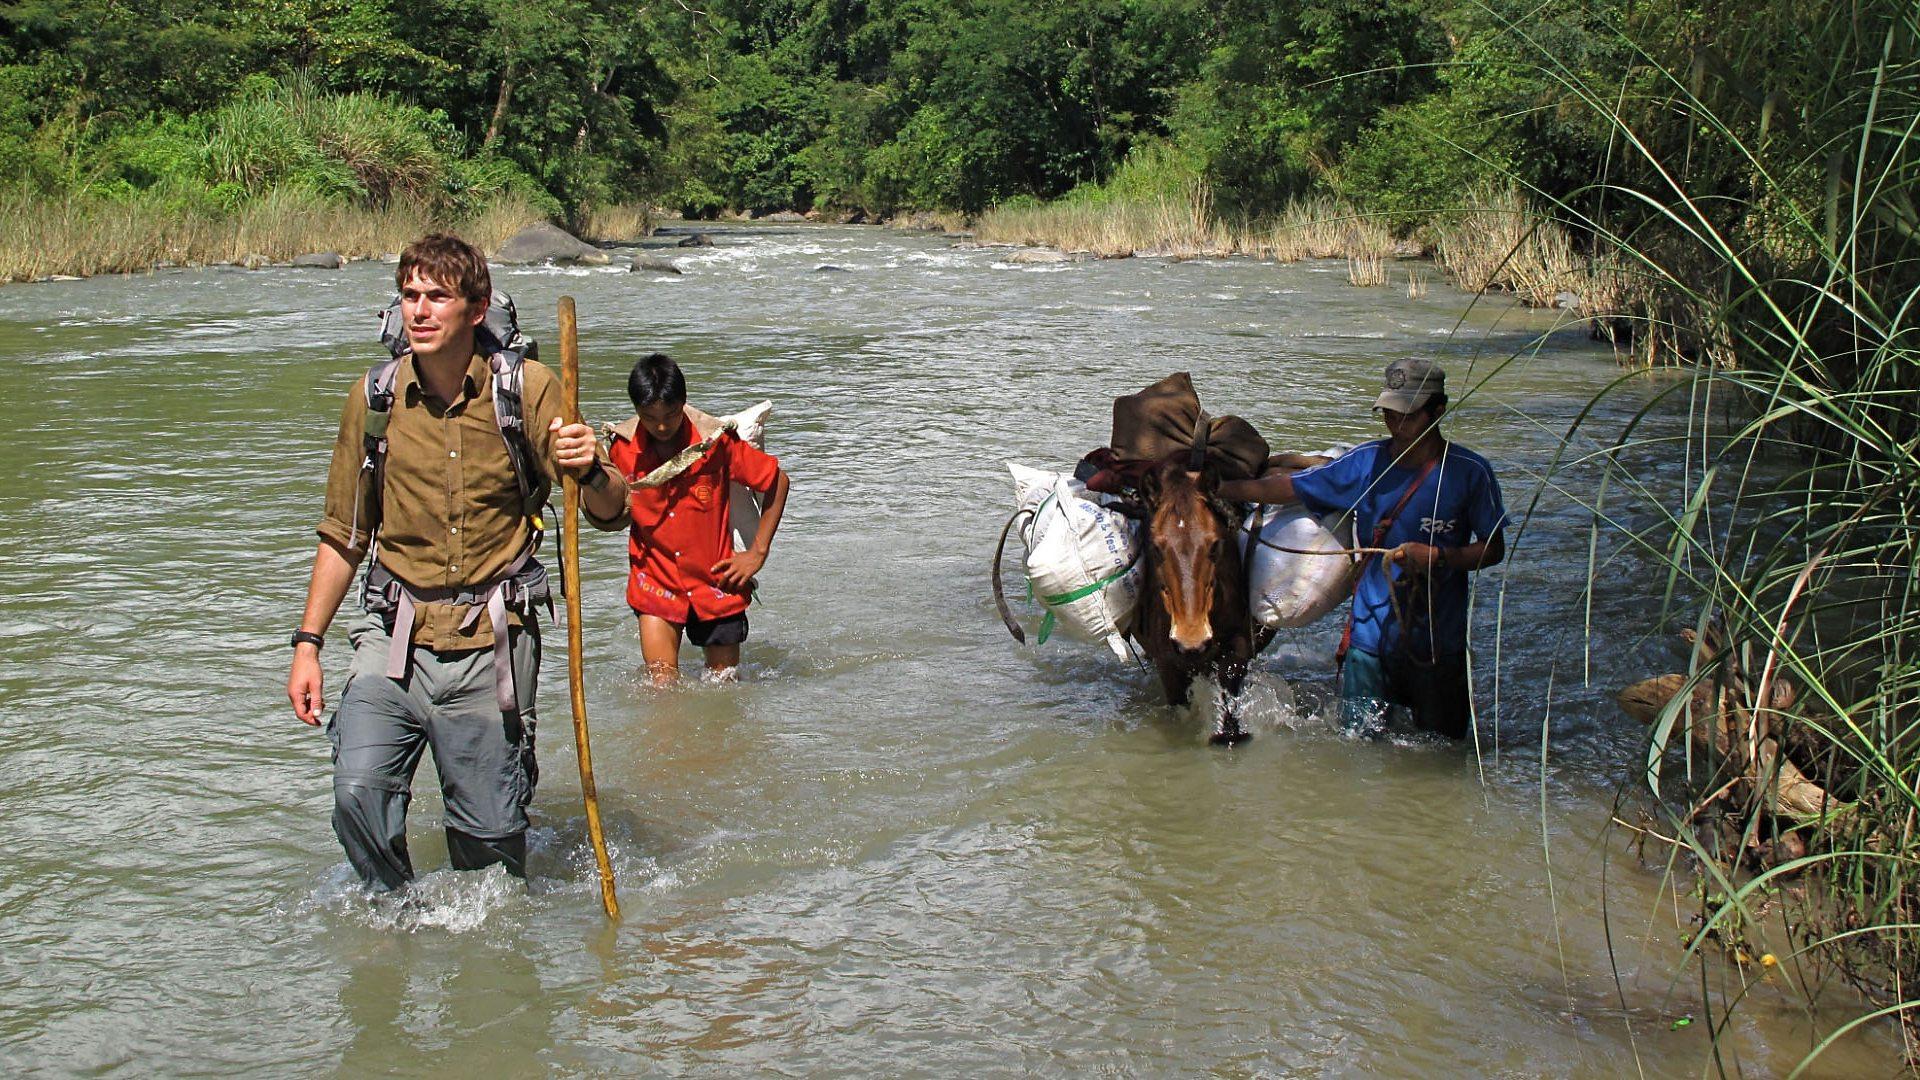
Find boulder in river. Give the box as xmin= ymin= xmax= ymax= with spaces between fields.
xmin=1008 ymin=249 xmax=1084 ymax=265
xmin=291 ymin=252 xmax=344 ymax=269
xmin=494 ymin=222 xmax=611 ymax=266
xmin=760 ymin=210 xmax=806 ymax=223
xmin=630 ymin=257 xmax=683 ymax=275
xmin=676 ymin=233 xmax=714 ymax=248
xmin=814 ymin=265 xmax=850 ymax=273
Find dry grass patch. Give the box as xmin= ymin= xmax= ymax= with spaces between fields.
xmin=0 ymin=188 xmax=550 ymax=282
xmin=578 ymin=203 xmax=654 ymax=243
xmin=1347 ymin=254 xmax=1388 ymax=286
xmin=976 ymin=183 xmax=1231 ymax=258
xmin=1430 ymin=187 xmax=1584 ymax=306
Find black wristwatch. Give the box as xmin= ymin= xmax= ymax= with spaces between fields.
xmin=579 ymin=465 xmax=608 ymax=490
xmin=291 ymin=630 xmax=326 ymax=650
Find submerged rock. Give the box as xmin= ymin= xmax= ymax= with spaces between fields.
xmin=292 ymin=252 xmax=344 ymax=269
xmin=630 ymin=257 xmax=683 ymax=275
xmin=676 ymin=233 xmax=713 ymax=248
xmin=1008 ymin=249 xmax=1085 ymax=265
xmin=494 ymin=222 xmax=610 ymax=266
xmin=814 ymin=264 xmax=850 ymax=273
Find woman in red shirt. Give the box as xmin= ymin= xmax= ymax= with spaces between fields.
xmin=606 ymin=354 xmax=790 ymax=684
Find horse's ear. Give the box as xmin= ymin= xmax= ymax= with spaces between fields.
xmin=1196 ymin=466 xmax=1220 ymax=496
xmin=1139 ymin=467 xmax=1161 ymax=502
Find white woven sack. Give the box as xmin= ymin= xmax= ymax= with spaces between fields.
xmin=1246 ymin=505 xmax=1358 ymax=628
xmin=1006 ymin=464 xmax=1141 ymax=657
xmin=724 ymin=401 xmax=773 ymax=551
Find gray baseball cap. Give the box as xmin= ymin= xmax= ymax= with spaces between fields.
xmin=1374 ymin=357 xmax=1446 ymax=413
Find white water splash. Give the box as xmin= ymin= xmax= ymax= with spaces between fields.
xmin=300 ymin=863 xmax=525 ymax=934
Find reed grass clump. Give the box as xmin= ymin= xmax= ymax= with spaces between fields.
xmin=578 ymin=203 xmax=654 ymax=243
xmin=1429 ymin=187 xmax=1584 ymax=307
xmin=975 ymin=182 xmax=1231 ymax=258
xmin=0 ymin=187 xmax=549 ymax=282
xmin=979 ymin=187 xmax=1408 ymax=284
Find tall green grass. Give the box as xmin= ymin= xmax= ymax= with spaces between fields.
xmin=200 ymin=74 xmax=457 ymax=206
xmin=1509 ymin=0 xmax=1920 ymax=1067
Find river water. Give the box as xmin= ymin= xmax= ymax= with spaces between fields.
xmin=0 ymin=226 xmax=1895 ymax=1075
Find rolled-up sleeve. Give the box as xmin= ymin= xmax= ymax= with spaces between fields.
xmin=315 ymin=387 xmax=375 ymax=556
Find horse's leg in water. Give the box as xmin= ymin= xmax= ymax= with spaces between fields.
xmin=1210 ymin=657 xmax=1254 ymax=745
xmin=1154 ymin=658 xmax=1195 ymax=710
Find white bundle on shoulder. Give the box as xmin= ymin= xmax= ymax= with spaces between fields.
xmin=1007 ymin=463 xmax=1142 ymax=658
xmin=721 ymin=401 xmax=772 ymax=551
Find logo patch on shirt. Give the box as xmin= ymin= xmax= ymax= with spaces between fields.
xmin=1420 ymin=516 xmax=1457 ymax=536
xmin=691 ymin=477 xmax=716 ymax=508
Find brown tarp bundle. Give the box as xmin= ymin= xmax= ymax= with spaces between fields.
xmin=1109 ymin=372 xmax=1269 ymax=481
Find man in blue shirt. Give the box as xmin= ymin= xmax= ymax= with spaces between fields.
xmin=1220 ymin=358 xmax=1507 ymax=738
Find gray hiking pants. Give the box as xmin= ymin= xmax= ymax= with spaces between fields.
xmin=327 ymin=612 xmax=540 ymax=891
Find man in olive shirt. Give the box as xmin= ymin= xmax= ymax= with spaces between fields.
xmin=286 ymin=234 xmax=630 ymax=891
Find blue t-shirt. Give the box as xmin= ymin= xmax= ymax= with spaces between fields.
xmin=1291 ymin=440 xmax=1506 ymax=659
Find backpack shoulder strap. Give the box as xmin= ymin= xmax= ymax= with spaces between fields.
xmin=487 ymin=350 xmax=551 ymax=517
xmin=363 ymin=356 xmax=401 ymax=435
xmin=350 ymin=356 xmax=404 ymax=551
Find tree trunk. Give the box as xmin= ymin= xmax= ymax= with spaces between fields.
xmin=484 ymin=57 xmax=517 ymax=148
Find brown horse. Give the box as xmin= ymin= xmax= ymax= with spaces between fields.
xmin=1130 ymin=458 xmax=1257 ymax=744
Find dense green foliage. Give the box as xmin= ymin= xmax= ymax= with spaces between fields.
xmin=0 ymin=0 xmax=1684 ymax=225
xmin=0 ymin=0 xmax=663 ymax=219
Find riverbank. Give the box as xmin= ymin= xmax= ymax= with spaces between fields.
xmin=972 ymin=186 xmax=1623 ymax=339
xmin=0 ymin=189 xmax=654 ymax=284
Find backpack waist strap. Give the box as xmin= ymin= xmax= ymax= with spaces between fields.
xmin=365 ymin=549 xmax=550 ymax=716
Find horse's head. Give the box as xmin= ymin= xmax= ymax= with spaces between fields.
xmin=1141 ymin=458 xmax=1234 ymax=653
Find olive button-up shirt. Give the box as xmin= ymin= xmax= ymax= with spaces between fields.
xmin=317 ymin=351 xmax=626 ymax=650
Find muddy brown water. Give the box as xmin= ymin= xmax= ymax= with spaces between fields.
xmin=0 ymin=225 xmax=1896 ymax=1075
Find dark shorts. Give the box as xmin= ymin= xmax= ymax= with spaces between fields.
xmin=683 ymin=611 xmax=749 ymax=647
xmin=1339 ymin=648 xmax=1472 ymax=739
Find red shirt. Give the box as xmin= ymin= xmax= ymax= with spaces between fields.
xmin=607 ymin=409 xmax=781 ymax=622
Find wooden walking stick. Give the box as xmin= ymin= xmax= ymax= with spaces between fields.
xmin=557 ymin=295 xmax=620 ymax=919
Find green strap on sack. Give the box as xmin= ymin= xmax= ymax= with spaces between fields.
xmin=1033 ymin=558 xmax=1138 ymax=645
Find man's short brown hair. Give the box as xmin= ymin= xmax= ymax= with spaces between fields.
xmin=396 ymin=233 xmax=491 ymax=302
